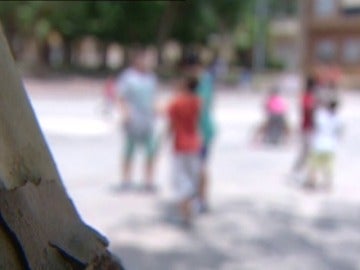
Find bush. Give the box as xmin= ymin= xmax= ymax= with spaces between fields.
xmin=266 ymin=58 xmax=285 ymax=71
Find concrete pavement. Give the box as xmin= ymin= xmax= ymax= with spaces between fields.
xmin=25 ymin=78 xmax=360 ymax=270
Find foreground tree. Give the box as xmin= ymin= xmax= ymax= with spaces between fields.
xmin=0 ymin=29 xmax=123 ymax=269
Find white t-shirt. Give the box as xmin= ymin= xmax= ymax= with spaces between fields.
xmin=116 ymin=68 xmax=157 ymax=138
xmin=311 ymin=108 xmax=341 ymax=153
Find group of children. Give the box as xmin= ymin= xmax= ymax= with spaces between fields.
xmin=166 ymin=58 xmax=215 ymax=227
xmin=113 ymin=50 xmax=215 ymax=229
xmin=112 ymin=48 xmax=343 ymax=231
xmin=167 ymin=76 xmax=204 ymax=227
xmin=293 ymin=75 xmax=342 ymax=191
xmin=253 ymin=73 xmax=343 ymax=191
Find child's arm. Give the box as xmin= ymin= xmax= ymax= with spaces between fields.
xmin=117 ymin=96 xmax=130 ymax=123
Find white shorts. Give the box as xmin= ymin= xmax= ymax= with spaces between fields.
xmin=172 ymin=153 xmax=200 ymax=202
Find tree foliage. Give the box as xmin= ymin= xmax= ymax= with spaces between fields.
xmin=0 ymin=0 xmax=259 ymax=66
xmin=0 ymin=0 xmax=255 ymax=45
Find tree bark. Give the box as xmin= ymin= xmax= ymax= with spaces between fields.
xmin=0 ymin=28 xmax=124 ymax=270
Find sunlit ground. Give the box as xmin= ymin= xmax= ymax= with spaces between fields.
xmin=26 ymin=76 xmax=360 ymax=270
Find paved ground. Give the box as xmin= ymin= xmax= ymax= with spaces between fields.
xmin=25 ymin=77 xmax=360 ymax=270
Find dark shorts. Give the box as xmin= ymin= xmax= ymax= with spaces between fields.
xmin=200 ymin=144 xmax=210 ymax=162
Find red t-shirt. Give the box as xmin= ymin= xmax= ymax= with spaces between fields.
xmin=301 ymin=92 xmax=315 ymax=132
xmin=168 ymin=94 xmax=202 ymax=153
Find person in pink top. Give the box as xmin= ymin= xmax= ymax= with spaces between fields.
xmin=266 ymin=90 xmax=288 ymax=115
xmin=254 ymin=87 xmax=290 ymax=145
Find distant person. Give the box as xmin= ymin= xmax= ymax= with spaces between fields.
xmin=116 ymin=49 xmax=158 ymax=192
xmin=102 ymin=75 xmax=116 ymax=115
xmin=185 ymin=54 xmax=216 ymax=213
xmin=317 ymin=81 xmax=340 ymax=109
xmin=292 ymin=76 xmax=317 ymax=178
xmin=315 ymin=60 xmax=342 ymax=88
xmin=167 ymin=76 xmax=202 ymax=227
xmin=239 ymin=66 xmax=252 ymax=90
xmin=315 ymin=60 xmax=342 ymax=107
xmin=209 ymin=54 xmax=226 ymax=83
xmin=254 ymin=87 xmax=289 ymax=145
xmin=304 ymin=101 xmax=342 ymax=191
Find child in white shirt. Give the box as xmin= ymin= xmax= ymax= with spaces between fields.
xmin=305 ymin=101 xmax=342 ymax=190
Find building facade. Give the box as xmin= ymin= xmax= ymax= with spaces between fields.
xmin=303 ymin=0 xmax=360 ymax=76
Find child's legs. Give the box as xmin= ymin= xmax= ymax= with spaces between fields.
xmin=306 ymin=152 xmax=320 ymax=186
xmin=122 ymin=135 xmax=136 ymax=182
xmin=179 ymin=197 xmax=192 ymax=224
xmin=173 ymin=154 xmax=197 ymax=222
xmin=322 ymin=153 xmax=334 ymax=189
xmin=144 ymin=133 xmax=157 ymax=185
xmin=198 ymin=144 xmax=210 ymax=206
xmin=293 ymin=132 xmax=311 ymax=172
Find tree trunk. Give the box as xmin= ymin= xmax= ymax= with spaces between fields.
xmin=99 ymin=41 xmax=108 ymax=70
xmin=123 ymin=46 xmax=130 ymax=67
xmin=39 ymin=41 xmax=50 ymax=67
xmin=156 ymin=1 xmax=180 ymax=66
xmin=63 ymin=37 xmax=72 ymax=67
xmin=0 ymin=29 xmax=124 ymax=270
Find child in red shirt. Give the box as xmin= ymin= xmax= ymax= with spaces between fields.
xmin=168 ymin=76 xmax=201 ymax=227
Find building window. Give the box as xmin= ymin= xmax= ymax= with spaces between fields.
xmin=341 ymin=0 xmax=360 ymax=15
xmin=342 ymin=38 xmax=360 ymax=64
xmin=314 ymin=0 xmax=338 ymax=17
xmin=315 ymin=39 xmax=337 ymax=61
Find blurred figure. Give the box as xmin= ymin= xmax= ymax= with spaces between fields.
xmin=292 ymin=76 xmax=317 ymax=179
xmin=304 ymin=101 xmax=342 ymax=191
xmin=239 ymin=66 xmax=252 ymax=90
xmin=209 ymin=54 xmax=227 ymax=83
xmin=315 ymin=60 xmax=342 ymax=107
xmin=254 ymin=87 xmax=289 ymax=146
xmin=167 ymin=76 xmax=201 ymax=228
xmin=184 ymin=54 xmax=216 ymax=213
xmin=116 ymin=49 xmax=158 ymax=192
xmin=317 ymin=81 xmax=340 ymax=109
xmin=315 ymin=60 xmax=342 ymax=89
xmin=102 ymin=75 xmax=116 ymax=115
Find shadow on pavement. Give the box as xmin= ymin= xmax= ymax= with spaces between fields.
xmin=110 ymin=199 xmax=360 ymax=270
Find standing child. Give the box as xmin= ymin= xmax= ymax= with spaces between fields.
xmin=304 ymin=101 xmax=342 ymax=190
xmin=167 ymin=76 xmax=202 ymax=227
xmin=183 ymin=54 xmax=215 ymax=213
xmin=292 ymin=76 xmax=317 ymax=177
xmin=116 ymin=49 xmax=158 ymax=192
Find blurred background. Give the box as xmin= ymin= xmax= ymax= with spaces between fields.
xmin=1 ymin=1 xmax=360 ymax=269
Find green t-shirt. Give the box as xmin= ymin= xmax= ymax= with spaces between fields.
xmin=197 ymin=71 xmax=215 ymax=145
